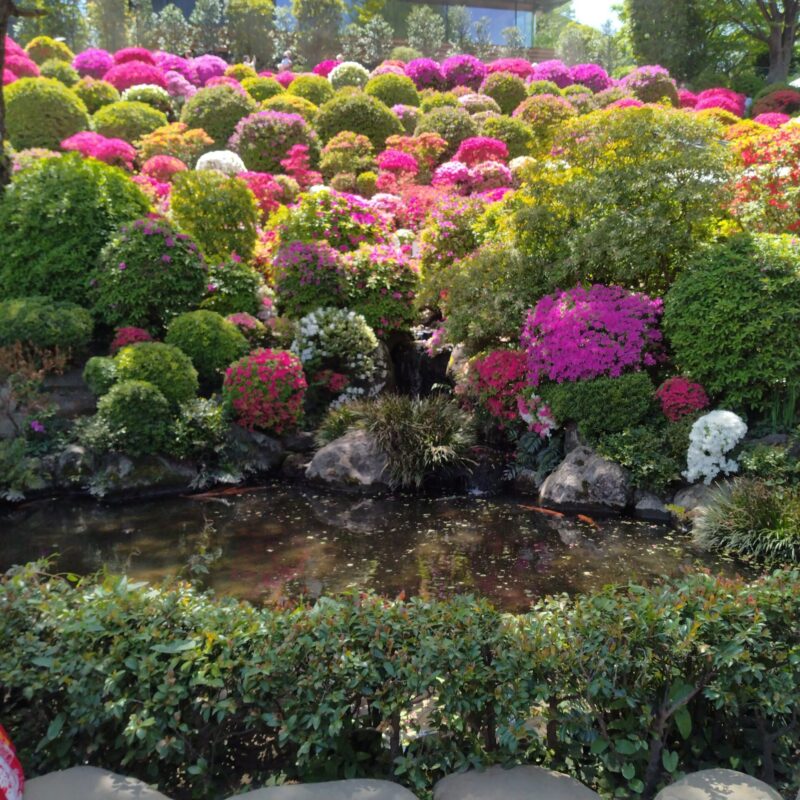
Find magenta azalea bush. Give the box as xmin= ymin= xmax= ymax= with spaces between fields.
xmin=114 ymin=47 xmax=155 ymax=66
xmin=486 ymin=58 xmax=533 ymax=79
xmin=72 ymin=48 xmax=113 ymax=79
xmin=454 ymin=136 xmax=508 ymax=166
xmin=568 ymin=63 xmax=612 ymax=93
xmin=103 ymin=61 xmax=166 ymax=91
xmin=529 ymin=59 xmax=571 ymax=88
xmin=521 ymin=284 xmax=663 ymax=385
xmin=441 ymin=54 xmax=487 ymax=90
xmin=405 ymin=58 xmax=445 ymax=90
xmin=655 ymin=376 xmax=709 ymax=422
xmin=229 ymin=110 xmax=318 ymax=174
xmin=192 ymin=54 xmax=227 ymax=85
xmin=60 ymin=132 xmax=136 ymax=170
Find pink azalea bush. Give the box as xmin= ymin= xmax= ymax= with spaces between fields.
xmin=521 ymin=284 xmax=663 ymax=385
xmin=432 ymin=160 xmax=471 ymax=189
xmin=274 ymin=71 xmax=296 ymax=88
xmin=441 ymin=54 xmax=487 ymax=90
xmin=404 ymin=58 xmax=445 ymax=90
xmin=280 ymin=144 xmax=322 ymax=189
xmin=238 ymin=171 xmax=284 ymax=218
xmin=655 ymin=376 xmax=710 ymax=422
xmin=110 ymin=326 xmax=153 ymax=354
xmin=694 ymin=88 xmax=745 ymax=117
xmin=141 ymin=154 xmax=188 ymax=182
xmin=468 ymin=160 xmax=512 ymax=192
xmin=376 ymin=148 xmax=419 ymax=176
xmin=61 ymin=132 xmax=136 ymax=170
xmin=73 ymin=48 xmax=114 ymax=79
xmin=454 ymin=136 xmax=508 ymax=166
xmin=568 ymin=63 xmax=612 ymax=93
xmin=529 ymin=59 xmax=571 ymax=88
xmin=3 ymin=69 xmax=17 ymax=85
xmin=678 ymin=89 xmax=698 ymax=108
xmin=486 ymin=58 xmax=533 ymax=79
xmin=460 ymin=348 xmax=528 ymax=428
xmin=192 ymin=54 xmax=227 ymax=85
xmin=114 ymin=47 xmax=155 ymax=65
xmin=103 ymin=60 xmax=166 ymax=91
xmin=154 ymin=53 xmax=198 ymax=84
xmin=753 ymin=112 xmax=790 ymax=128
xmin=164 ymin=70 xmax=197 ymax=99
xmin=312 ymin=59 xmax=339 ymax=77
xmin=6 ymin=54 xmax=39 ymax=77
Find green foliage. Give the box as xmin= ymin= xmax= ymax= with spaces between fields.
xmin=356 ymin=170 xmax=377 ymax=197
xmin=479 ymin=114 xmax=533 ymax=158
xmin=390 ymin=46 xmax=421 ymax=62
xmin=414 ymin=106 xmax=477 ymax=158
xmin=200 ymin=258 xmax=263 ymax=316
xmin=512 ymin=94 xmax=576 ymax=155
xmin=24 ymin=35 xmax=74 ymax=64
xmin=227 ymin=0 xmax=276 ymax=65
xmin=287 ymin=75 xmax=333 ymax=106
xmin=92 ymin=101 xmax=168 ymax=143
xmin=180 ymin=84 xmax=258 ymax=147
xmin=0 ymin=153 xmax=150 ymax=306
xmin=230 ymin=109 xmax=319 ymax=174
xmin=166 ymin=397 xmax=230 ymax=462
xmin=480 ymin=71 xmax=526 ymax=115
xmin=320 ymin=131 xmax=375 ymax=180
xmin=316 ymin=92 xmax=402 ymax=150
xmin=260 ymin=94 xmax=318 ymax=123
xmin=73 ymin=77 xmax=120 ymax=114
xmin=226 ymin=63 xmax=259 ymax=82
xmin=241 ymin=77 xmax=283 ymax=103
xmin=407 ymin=5 xmax=445 ymax=55
xmin=189 ymin=0 xmax=226 ymax=54
xmin=0 ymin=296 xmax=92 ymax=356
xmin=664 ymin=234 xmax=800 ymax=413
xmin=527 ymin=80 xmax=563 ymax=96
xmin=292 ymin=0 xmax=345 ymax=65
xmin=4 ymin=77 xmax=89 ymax=150
xmin=83 ymin=356 xmax=118 ymax=396
xmin=171 ymin=170 xmax=259 ymax=264
xmin=365 ymin=73 xmax=420 ymax=107
xmin=95 ymin=379 xmax=172 ymax=456
xmin=114 ymin=342 xmax=198 ymax=408
xmin=165 ymin=311 xmax=249 ymax=386
xmin=419 ymin=91 xmax=458 ymax=112
xmin=121 ymin=85 xmax=173 ymax=116
xmin=154 ymin=3 xmax=192 ymax=53
xmin=740 ymin=441 xmax=800 ymax=488
xmin=39 ymin=58 xmax=79 ymax=87
xmin=541 ymin=372 xmax=655 ymax=441
xmin=331 ymin=64 xmax=372 ymax=93
xmin=339 ymin=18 xmax=395 ymax=68
xmin=0 ymin=438 xmax=45 ymax=502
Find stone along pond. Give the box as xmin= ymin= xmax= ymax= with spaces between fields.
xmin=0 ymin=484 xmax=745 ymax=610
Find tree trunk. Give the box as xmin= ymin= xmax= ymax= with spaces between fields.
xmin=766 ymin=23 xmax=795 ymax=83
xmin=1 ymin=3 xmax=11 ymax=188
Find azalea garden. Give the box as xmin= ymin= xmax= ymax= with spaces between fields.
xmin=1 ymin=0 xmax=800 ymax=798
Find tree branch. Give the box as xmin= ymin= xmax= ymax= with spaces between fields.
xmin=8 ymin=2 xmax=48 ymax=18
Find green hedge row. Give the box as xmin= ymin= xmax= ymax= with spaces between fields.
xmin=1 ymin=566 xmax=798 ymax=800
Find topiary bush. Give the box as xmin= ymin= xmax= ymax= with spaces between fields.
xmin=316 ymin=92 xmax=402 ymax=150
xmin=364 ymin=73 xmax=419 ymax=108
xmin=136 ymin=122 xmax=214 ymax=165
xmin=95 ymin=379 xmax=172 ymax=455
xmin=225 ymin=63 xmax=257 ymax=82
xmin=4 ymin=77 xmax=89 ymax=149
xmin=479 ymin=115 xmax=533 ymax=159
xmin=83 ymin=355 xmax=118 ymax=396
xmin=512 ymin=93 xmax=576 ymax=154
xmin=419 ymin=91 xmax=458 ymax=113
xmin=273 ymin=240 xmax=348 ymax=318
xmin=180 ymin=84 xmax=257 ymax=146
xmin=242 ymin=75 xmax=284 ymax=102
xmin=113 ymin=341 xmax=198 ymax=407
xmin=0 ymin=296 xmax=92 ymax=357
xmin=620 ymin=65 xmax=678 ymax=106
xmin=414 ymin=106 xmax=477 ymax=158
xmin=319 ymin=131 xmax=375 ymax=179
xmin=663 ymin=233 xmax=800 ymax=413
xmin=287 ymin=74 xmax=333 ymax=106
xmin=121 ymin=84 xmax=172 ymax=115
xmin=228 ymin=111 xmax=319 ymax=173
xmin=72 ymin=48 xmax=114 ymax=79
xmin=171 ymin=170 xmax=259 ymax=263
xmin=92 ymin=100 xmax=167 ymax=143
xmin=165 ymin=310 xmax=249 ymax=386
xmin=73 ymin=76 xmax=120 ymax=113
xmin=0 ymin=153 xmax=150 ymax=305
xmin=260 ymin=93 xmax=318 ymax=123
xmin=39 ymin=58 xmax=79 ymax=87
xmin=91 ymin=217 xmax=208 ymax=331
xmin=479 ymin=71 xmax=526 ymax=115
xmin=201 ymin=257 xmax=263 ymax=316
xmin=329 ymin=61 xmax=370 ymax=90
xmin=25 ymin=36 xmax=73 ymax=64
xmin=102 ymin=61 xmax=167 ymax=93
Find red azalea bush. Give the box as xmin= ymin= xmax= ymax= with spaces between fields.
xmin=454 ymin=136 xmax=508 ymax=166
xmin=103 ymin=61 xmax=166 ymax=92
xmin=655 ymin=376 xmax=709 ymax=421
xmin=752 ymin=88 xmax=800 ymax=117
xmin=521 ymin=284 xmax=663 ymax=385
xmin=486 ymin=58 xmax=533 ymax=79
xmin=141 ymin=154 xmax=188 ymax=182
xmin=678 ymin=89 xmax=698 ymax=108
xmin=110 ymin=326 xmax=153 ymax=354
xmin=223 ymin=348 xmax=307 ymax=433
xmin=114 ymin=47 xmax=155 ymax=66
xmin=238 ymin=171 xmax=283 ymax=219
xmin=460 ymin=348 xmax=528 ymax=428
xmin=60 ymin=131 xmax=136 ymax=170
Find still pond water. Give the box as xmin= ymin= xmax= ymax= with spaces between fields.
xmin=0 ymin=484 xmax=744 ymax=611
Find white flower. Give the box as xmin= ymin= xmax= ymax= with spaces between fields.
xmin=684 ymin=409 xmax=748 ymax=485
xmin=195 ymin=150 xmax=246 ymax=176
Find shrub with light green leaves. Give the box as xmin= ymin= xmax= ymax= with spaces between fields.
xmin=180 ymin=84 xmax=257 ymax=146
xmin=25 ymin=35 xmax=74 ymax=64
xmin=92 ymin=100 xmax=168 ymax=143
xmin=479 ymin=71 xmax=526 ymax=115
xmin=200 ymin=257 xmax=263 ymax=316
xmin=73 ymin=77 xmax=120 ymax=114
xmin=121 ymin=84 xmax=173 ymax=116
xmin=414 ymin=105 xmax=477 ymax=158
xmin=83 ymin=356 xmax=118 ymax=396
xmin=287 ymin=74 xmax=334 ymax=106
xmin=316 ymin=92 xmax=402 ymax=150
xmin=260 ymin=93 xmax=318 ymax=123
xmin=0 ymin=296 xmax=92 ymax=358
xmin=241 ymin=76 xmax=284 ymax=103
xmin=113 ymin=341 xmax=198 ymax=407
xmin=39 ymin=58 xmax=79 ymax=87
xmin=365 ymin=73 xmax=420 ymax=108
xmin=479 ymin=114 xmax=533 ymax=158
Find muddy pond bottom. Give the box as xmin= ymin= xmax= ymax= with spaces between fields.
xmin=0 ymin=484 xmax=746 ymax=611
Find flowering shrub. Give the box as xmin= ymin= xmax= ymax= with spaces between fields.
xmin=6 ymin=54 xmax=40 ymax=78
xmin=3 ymin=68 xmax=17 ymax=85
xmin=141 ymin=154 xmax=187 ymax=182
xmin=678 ymin=89 xmax=698 ymax=108
xmin=329 ymin=61 xmax=370 ymax=90
xmin=753 ymin=112 xmax=790 ymax=128
xmin=155 ymin=53 xmax=197 ymax=84
xmin=110 ymin=326 xmax=152 ymax=354
xmin=376 ymin=148 xmax=418 ymax=180
xmin=223 ymin=348 xmax=307 ymax=433
xmin=752 ymin=88 xmax=800 ymax=117
xmin=312 ymin=59 xmax=339 ymax=78
xmin=441 ymin=54 xmax=486 ymax=90
xmin=103 ymin=61 xmax=166 ymax=92
xmin=414 ymin=106 xmax=477 ymax=158
xmin=280 ymin=144 xmax=323 ymax=189
xmin=238 ymin=171 xmax=283 ymax=219
xmin=201 ymin=256 xmax=263 ymax=316
xmin=695 ymin=92 xmax=744 ymax=117
xmin=684 ymin=410 xmax=748 ymax=484
xmin=226 ymin=312 xmax=268 ymax=347
xmin=453 ymin=136 xmax=508 ymax=166
xmin=274 ymin=71 xmax=296 ymax=89
xmin=192 ymin=54 xmax=227 ymax=85
xmin=114 ymin=47 xmax=154 ymax=66
xmin=74 ymin=76 xmax=120 ymax=113
xmin=392 ymin=104 xmax=419 ymax=134
xmin=195 ymin=149 xmax=246 ymax=176
xmin=404 ymin=58 xmax=445 ymax=90
xmin=529 ymin=60 xmax=571 ymax=88
xmin=121 ymin=83 xmax=172 ymax=115
xmin=92 ymin=100 xmax=167 ymax=143
xmin=568 ymin=63 xmax=611 ymax=93
xmin=655 ymin=377 xmax=709 ymax=422
xmin=92 ymin=217 xmax=208 ymax=331
xmin=136 ymin=121 xmax=213 ymax=164
xmin=620 ymin=65 xmax=678 ymax=105
xmin=229 ymin=110 xmax=318 ymax=174
xmin=486 ymin=58 xmax=533 ymax=79
xmin=522 ymin=285 xmax=663 ymax=386
xmin=180 ymin=84 xmax=257 ymax=146
xmin=72 ymin=48 xmax=114 ymax=79
xmin=273 ymin=240 xmax=347 ymax=318
xmin=460 ymin=348 xmax=528 ymax=429
xmin=479 ymin=71 xmax=526 ymax=115
xmin=320 ymin=131 xmax=375 ymax=180
xmin=165 ymin=70 xmax=197 ymax=100
xmin=512 ymin=93 xmax=576 ymax=153
xmin=457 ymin=93 xmax=501 ymax=116
xmin=385 ymin=132 xmax=446 ymax=178
xmin=60 ymin=131 xmax=135 ymax=170
xmin=468 ymin=160 xmax=512 ymax=193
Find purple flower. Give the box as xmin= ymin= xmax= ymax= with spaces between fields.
xmin=30 ymin=420 xmax=45 ymax=433
xmin=118 ymin=262 xmax=127 ymax=271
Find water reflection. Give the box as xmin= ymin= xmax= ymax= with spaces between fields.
xmin=0 ymin=484 xmax=745 ymax=611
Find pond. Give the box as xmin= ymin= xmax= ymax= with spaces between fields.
xmin=0 ymin=484 xmax=746 ymax=611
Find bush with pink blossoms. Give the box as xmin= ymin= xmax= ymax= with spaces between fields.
xmin=155 ymin=53 xmax=198 ymax=84
xmin=620 ymin=65 xmax=678 ymax=105
xmin=280 ymin=144 xmax=323 ymax=189
xmin=192 ymin=54 xmax=227 ymax=85
xmin=432 ymin=159 xmax=471 ymax=189
xmin=238 ymin=171 xmax=283 ymax=219
xmin=273 ymin=240 xmax=347 ymax=318
xmin=609 ymin=97 xmax=644 ymax=109
xmin=753 ymin=112 xmax=790 ymax=128
xmin=454 ymin=136 xmax=508 ymax=166
xmin=206 ymin=75 xmax=245 ymax=92
xmin=460 ymin=348 xmax=528 ymax=429
xmin=223 ymin=348 xmax=307 ymax=433
xmin=104 ymin=61 xmax=166 ymax=92
xmin=521 ymin=284 xmax=663 ymax=386
xmin=529 ymin=59 xmax=571 ymax=88
xmin=312 ymin=59 xmax=339 ymax=77
xmin=3 ymin=69 xmax=17 ymax=85
xmin=486 ymin=58 xmax=533 ymax=79
xmin=376 ymin=148 xmax=418 ymax=177
xmin=678 ymin=89 xmax=698 ymax=108
xmin=61 ymin=131 xmax=136 ymax=170
xmin=141 ymin=154 xmax=187 ymax=182
xmin=110 ymin=326 xmax=153 ymax=354
xmin=404 ymin=58 xmax=445 ymax=90
xmin=164 ymin=70 xmax=196 ymax=100
xmin=114 ymin=47 xmax=155 ymax=66
xmin=6 ymin=54 xmax=39 ymax=78
xmin=5 ymin=36 xmax=25 ymax=57
xmin=441 ymin=54 xmax=487 ymax=90
xmin=468 ymin=160 xmax=512 ymax=193
xmin=568 ymin=63 xmax=611 ymax=93
xmin=695 ymin=88 xmax=745 ymax=117
xmin=72 ymin=48 xmax=113 ymax=79
xmin=229 ymin=110 xmax=318 ymax=174
xmin=275 ymin=71 xmax=296 ymax=88
xmin=655 ymin=376 xmax=709 ymax=422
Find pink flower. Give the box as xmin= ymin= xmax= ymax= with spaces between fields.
xmin=655 ymin=377 xmax=709 ymax=421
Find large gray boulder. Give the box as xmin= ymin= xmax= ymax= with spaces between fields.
xmin=653 ymin=768 xmax=783 ymax=800
xmin=24 ymin=766 xmax=171 ymax=800
xmin=539 ymin=446 xmax=631 ymax=513
xmin=672 ymin=483 xmax=718 ymax=523
xmin=305 ymin=430 xmax=390 ymax=494
xmin=434 ymin=765 xmax=601 ymax=800
xmin=95 ymin=454 xmax=197 ymax=499
xmin=232 ymin=779 xmax=419 ymax=800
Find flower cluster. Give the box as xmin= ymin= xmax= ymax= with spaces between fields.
xmin=432 ymin=160 xmax=471 ymax=189
xmin=517 ymin=392 xmax=557 ymax=437
xmin=238 ymin=171 xmax=283 ymax=219
xmin=192 ymin=54 xmax=227 ymax=85
xmin=441 ymin=54 xmax=487 ymax=90
xmin=223 ymin=348 xmax=307 ymax=433
xmin=376 ymin=148 xmax=419 ymax=176
xmin=273 ymin=240 xmax=347 ymax=318
xmin=655 ymin=376 xmax=709 ymax=422
xmin=486 ymin=58 xmax=533 ymax=79
xmin=60 ymin=132 xmax=136 ymax=170
xmin=195 ymin=149 xmax=246 ymax=175
xmin=454 ymin=136 xmax=508 ymax=166
xmin=568 ymin=63 xmax=612 ymax=93
xmin=72 ymin=48 xmax=113 ymax=79
xmin=521 ymin=284 xmax=663 ymax=386
xmin=103 ymin=60 xmax=166 ymax=92
xmin=229 ymin=110 xmax=316 ymax=175
xmin=460 ymin=349 xmax=528 ymax=428
xmin=140 ymin=154 xmax=187 ymax=182
xmin=529 ymin=59 xmax=571 ymax=88
xmin=468 ymin=160 xmax=513 ymax=193
xmin=279 ymin=144 xmax=322 ymax=189
xmin=695 ymin=88 xmax=746 ymax=117
xmin=404 ymin=58 xmax=445 ymax=90
xmin=684 ymin=410 xmax=748 ymax=484
xmin=110 ymin=326 xmax=153 ymax=354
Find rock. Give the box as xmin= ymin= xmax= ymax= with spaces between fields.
xmin=513 ymin=468 xmax=540 ymax=496
xmin=539 ymin=446 xmax=631 ymax=513
xmin=281 ymin=431 xmax=317 ymax=453
xmin=433 ymin=765 xmax=601 ymax=800
xmin=53 ymin=444 xmax=95 ymax=489
xmin=446 ymin=343 xmax=471 ymax=384
xmin=633 ymin=490 xmax=671 ymax=523
xmin=563 ymin=422 xmax=585 ymax=454
xmin=41 ymin=367 xmax=96 ymax=419
xmin=282 ymin=452 xmax=311 ymax=480
xmin=305 ymin=430 xmax=390 ymax=494
xmin=230 ymin=426 xmax=285 ymax=474
xmin=95 ymin=454 xmax=197 ymax=499
xmin=231 ymin=779 xmax=419 ymax=800
xmin=653 ymin=768 xmax=783 ymax=800
xmin=672 ymin=483 xmax=717 ymax=523
xmin=24 ymin=766 xmax=171 ymax=800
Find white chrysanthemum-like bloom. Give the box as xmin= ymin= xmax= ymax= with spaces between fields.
xmin=684 ymin=409 xmax=748 ymax=485
xmin=509 ymin=155 xmax=535 ymax=175
xmin=121 ymin=84 xmax=170 ymax=102
xmin=329 ymin=61 xmax=370 ymax=90
xmin=195 ymin=150 xmax=246 ymax=176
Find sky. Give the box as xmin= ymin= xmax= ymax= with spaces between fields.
xmin=572 ymin=0 xmax=621 ymax=30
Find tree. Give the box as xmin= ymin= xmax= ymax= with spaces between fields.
xmin=340 ymin=15 xmax=394 ymax=66
xmin=501 ymin=25 xmax=525 ymax=54
xmin=156 ymin=3 xmax=191 ymax=53
xmin=473 ymin=16 xmax=493 ymax=59
xmin=597 ymin=20 xmax=633 ymax=74
xmin=291 ymin=0 xmax=344 ymax=64
xmin=350 ymin=0 xmax=385 ymax=24
xmin=190 ymin=0 xmax=226 ymax=54
xmin=228 ymin=0 xmax=275 ymax=65
xmin=271 ymin=5 xmax=296 ymax=64
xmin=406 ymin=5 xmax=444 ymax=56
xmin=557 ymin=21 xmax=602 ymax=65
xmin=87 ymin=0 xmax=129 ymax=52
xmin=130 ymin=0 xmax=157 ymax=48
xmin=12 ymin=0 xmax=87 ymax=49
xmin=446 ymin=5 xmax=472 ymax=50
xmin=534 ymin=1 xmax=576 ymax=48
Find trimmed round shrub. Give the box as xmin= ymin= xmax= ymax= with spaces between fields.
xmin=530 ymin=60 xmax=571 ymax=88
xmin=96 ymin=379 xmax=172 ymax=455
xmin=191 ymin=54 xmax=227 ymax=84
xmin=320 ymin=131 xmax=375 ymax=179
xmin=664 ymin=233 xmax=800 ymax=412
xmin=40 ymin=58 xmax=79 ymax=86
xmin=60 ymin=131 xmax=136 ymax=170
xmin=479 ymin=115 xmax=533 ymax=158
xmin=0 ymin=153 xmax=149 ymax=305
xmin=329 ymin=61 xmax=370 ymax=90
xmin=201 ymin=257 xmax=263 ymax=316
xmin=141 ymin=154 xmax=187 ymax=182
xmin=316 ymin=92 xmax=402 ymax=150
xmin=752 ymin=88 xmax=800 ymax=117
xmin=83 ymin=355 xmax=118 ymax=396
xmin=72 ymin=48 xmax=114 ymax=79
xmin=458 ymin=93 xmax=501 ymax=115
xmin=114 ymin=47 xmax=155 ymax=66
xmin=171 ymin=170 xmax=259 ymax=263
xmin=92 ymin=100 xmax=167 ymax=143
xmin=0 ymin=296 xmax=92 ymax=355
xmin=620 ymin=65 xmax=678 ymax=106
xmin=241 ymin=76 xmax=284 ymax=102
xmin=103 ymin=61 xmax=167 ymax=92
xmin=287 ymin=74 xmax=333 ymax=106
xmin=74 ymin=76 xmax=119 ymax=113
xmin=273 ymin=240 xmax=347 ymax=318
xmin=225 ymin=63 xmax=257 ymax=82
xmin=260 ymin=94 xmax=318 ymax=123
xmin=165 ymin=310 xmax=249 ymax=385
xmin=25 ymin=36 xmax=73 ymax=65
xmin=512 ymin=93 xmax=576 ymax=152
xmin=136 ymin=121 xmax=213 ymax=165
xmin=223 ymin=348 xmax=307 ymax=432
xmin=195 ymin=149 xmax=246 ymax=175
xmin=441 ymin=54 xmax=486 ymax=91
xmin=121 ymin=84 xmax=172 ymax=115
xmin=405 ymin=58 xmax=445 ymax=90
xmin=480 ymin=71 xmax=526 ymax=115
xmin=568 ymin=63 xmax=612 ymax=93
xmin=92 ymin=217 xmax=208 ymax=331
xmin=419 ymin=90 xmax=458 ymax=112
xmin=228 ymin=111 xmax=319 ymax=173
xmin=414 ymin=106 xmax=477 ymax=158
xmin=365 ymin=73 xmax=419 ymax=108
xmin=114 ymin=341 xmax=198 ymax=407
xmin=527 ymin=79 xmax=563 ymax=97
xmin=180 ymin=84 xmax=257 ymax=146
xmin=5 ymin=77 xmax=89 ymax=150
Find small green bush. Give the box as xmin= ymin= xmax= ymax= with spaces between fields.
xmin=319 ymin=131 xmax=375 ymax=180
xmin=595 ymin=425 xmax=683 ymax=492
xmin=92 ymin=101 xmax=168 ymax=143
xmin=0 ymin=296 xmax=93 ymax=356
xmin=479 ymin=71 xmax=526 ymax=115
xmin=0 ymin=153 xmax=150 ymax=305
xmin=83 ymin=356 xmax=118 ymax=396
xmin=180 ymin=84 xmax=258 ymax=146
xmin=200 ymin=258 xmax=263 ymax=316
xmin=96 ymin=379 xmax=172 ymax=455
xmin=225 ymin=62 xmax=257 ymax=81
xmin=121 ymin=84 xmax=173 ymax=116
xmin=5 ymin=77 xmax=89 ymax=150
xmin=73 ymin=77 xmax=120 ymax=114
xmin=25 ymin=35 xmax=74 ymax=64
xmin=229 ymin=110 xmax=319 ymax=173
xmin=512 ymin=94 xmax=576 ymax=155
xmin=419 ymin=91 xmax=458 ymax=112
xmin=165 ymin=310 xmax=249 ymax=385
xmin=356 ymin=170 xmax=377 ymax=197
xmin=171 ymin=170 xmax=259 ymax=264
xmin=479 ymin=115 xmax=533 ymax=158
xmin=241 ymin=76 xmax=284 ymax=103
xmin=390 ymin=45 xmax=421 ymax=61
xmin=414 ymin=106 xmax=477 ymax=158
xmin=329 ymin=61 xmax=370 ymax=90
xmin=39 ymin=58 xmax=79 ymax=87
xmin=365 ymin=73 xmax=420 ymax=108
xmin=527 ymin=80 xmax=563 ymax=96
xmin=287 ymin=74 xmax=334 ymax=106
xmin=260 ymin=94 xmax=318 ymax=123
xmin=316 ymin=92 xmax=403 ymax=150
xmin=540 ymin=372 xmax=655 ymax=441
xmin=166 ymin=397 xmax=230 ymax=461
xmin=114 ymin=341 xmax=198 ymax=407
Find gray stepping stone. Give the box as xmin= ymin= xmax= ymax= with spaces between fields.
xmin=654 ymin=769 xmax=783 ymax=800
xmin=229 ymin=779 xmax=420 ymax=800
xmin=433 ymin=764 xmax=601 ymax=799
xmin=24 ymin=766 xmax=171 ymax=800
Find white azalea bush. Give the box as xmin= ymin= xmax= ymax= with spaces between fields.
xmin=329 ymin=61 xmax=370 ymax=91
xmin=684 ymin=410 xmax=748 ymax=485
xmin=195 ymin=149 xmax=246 ymax=175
